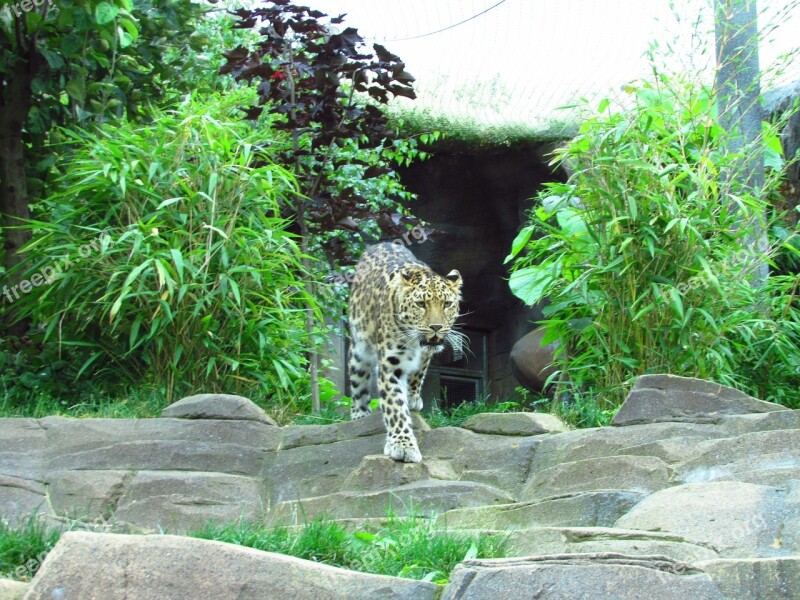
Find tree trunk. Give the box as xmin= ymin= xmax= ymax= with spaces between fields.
xmin=0 ymin=47 xmax=35 ymax=336
xmin=714 ymin=0 xmax=769 ymax=287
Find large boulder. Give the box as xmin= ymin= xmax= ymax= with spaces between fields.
xmin=612 ymin=374 xmax=788 ymax=426
xmin=615 ymin=481 xmax=800 ymax=558
xmin=462 ymin=412 xmax=567 ymax=436
xmin=442 ymin=555 xmax=725 ymax=600
xmin=2 ymin=373 xmax=800 ymax=599
xmin=161 ymin=393 xmax=278 ymax=425
xmin=509 ymin=327 xmax=559 ymax=392
xmin=24 ymin=532 xmax=439 ymax=600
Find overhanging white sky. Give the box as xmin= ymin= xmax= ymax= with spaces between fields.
xmin=309 ymin=0 xmax=800 ymax=137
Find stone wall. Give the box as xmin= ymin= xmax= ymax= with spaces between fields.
xmin=3 ymin=375 xmax=800 ymax=599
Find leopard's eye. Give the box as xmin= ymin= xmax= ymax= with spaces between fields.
xmin=444 ymin=300 xmax=454 ymax=308
xmin=415 ymin=300 xmax=426 ymax=308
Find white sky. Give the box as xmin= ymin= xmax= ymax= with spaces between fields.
xmin=309 ymin=0 xmax=800 ymax=136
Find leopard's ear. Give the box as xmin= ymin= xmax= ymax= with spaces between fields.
xmin=399 ymin=268 xmax=422 ymax=287
xmin=445 ymin=269 xmax=462 ymax=291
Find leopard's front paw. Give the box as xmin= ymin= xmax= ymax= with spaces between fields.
xmin=408 ymin=393 xmax=424 ymax=412
xmin=384 ymin=436 xmax=422 ymax=463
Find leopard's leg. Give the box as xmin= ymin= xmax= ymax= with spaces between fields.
xmin=407 ymin=350 xmax=433 ymax=412
xmin=349 ymin=342 xmax=375 ymax=420
xmin=379 ymin=350 xmax=422 ymax=463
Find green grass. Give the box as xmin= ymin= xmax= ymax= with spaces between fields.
xmin=533 ymin=391 xmax=617 ymax=429
xmin=0 ymin=385 xmax=168 ymax=419
xmin=287 ymin=396 xmax=546 ymax=429
xmin=1 ymin=369 xmax=607 ymax=430
xmin=289 ymin=406 xmax=349 ymax=426
xmin=1 ymin=513 xmax=506 ymax=584
xmin=192 ymin=514 xmax=507 ymax=583
xmin=423 ymin=396 xmax=545 ymax=429
xmin=0 ymin=518 xmax=60 ymax=581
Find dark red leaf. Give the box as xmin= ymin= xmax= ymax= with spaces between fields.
xmin=373 ymin=43 xmax=401 ymax=63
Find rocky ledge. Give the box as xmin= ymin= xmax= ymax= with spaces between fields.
xmin=1 ymin=375 xmax=799 ymax=599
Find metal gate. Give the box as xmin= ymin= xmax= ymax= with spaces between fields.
xmin=421 ymin=328 xmax=488 ymax=410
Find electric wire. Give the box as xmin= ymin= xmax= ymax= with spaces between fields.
xmin=371 ymin=0 xmax=509 ymax=42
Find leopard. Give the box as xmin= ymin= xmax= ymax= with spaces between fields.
xmin=347 ymin=242 xmax=463 ymax=463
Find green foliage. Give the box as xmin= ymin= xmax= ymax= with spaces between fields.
xmin=193 ymin=518 xmax=352 ymax=566
xmin=423 ymin=397 xmax=538 ymax=429
xmin=193 ymin=513 xmax=506 ymax=584
xmin=222 ymin=3 xmax=434 ymax=269
xmin=0 ymin=518 xmax=59 ymax=581
xmin=0 ymin=337 xmax=122 ymax=411
xmin=0 ymin=381 xmax=167 ymax=418
xmin=347 ymin=513 xmax=505 ymax=583
xmin=0 ymin=0 xmax=203 ymax=129
xmin=13 ymin=91 xmax=321 ymax=403
xmin=508 ymin=77 xmax=800 ymax=408
xmin=531 ymin=391 xmax=616 ymax=429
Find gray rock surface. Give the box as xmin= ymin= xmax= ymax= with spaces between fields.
xmin=462 ymin=412 xmax=567 ymax=436
xmin=0 ymin=376 xmax=799 ymax=598
xmin=520 ymin=455 xmax=672 ymax=501
xmin=613 ymin=374 xmax=787 ymax=426
xmin=615 ymin=481 xmax=798 ymax=558
xmin=161 ymin=393 xmax=278 ymax=425
xmin=112 ymin=472 xmax=266 ymax=533
xmin=698 ymin=557 xmax=800 ymax=599
xmin=271 ymin=480 xmax=514 ymax=523
xmin=0 ymin=477 xmax=47 ymax=525
xmin=23 ymin=532 xmax=440 ymax=600
xmin=497 ymin=527 xmax=719 ymax=563
xmin=438 ymin=491 xmax=645 ymax=530
xmin=0 ymin=579 xmax=26 ymax=600
xmin=442 ymin=555 xmax=725 ymax=600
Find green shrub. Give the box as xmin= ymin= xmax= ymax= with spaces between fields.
xmin=13 ymin=90 xmax=321 ymax=405
xmin=508 ymin=78 xmax=800 ymax=409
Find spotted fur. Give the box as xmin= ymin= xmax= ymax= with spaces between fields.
xmin=348 ymin=243 xmax=463 ymax=463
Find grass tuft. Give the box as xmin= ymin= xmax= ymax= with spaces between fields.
xmin=192 ymin=514 xmax=507 ymax=583
xmin=0 ymin=518 xmax=60 ymax=581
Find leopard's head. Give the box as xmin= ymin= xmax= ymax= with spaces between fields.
xmin=394 ymin=266 xmax=463 ymax=350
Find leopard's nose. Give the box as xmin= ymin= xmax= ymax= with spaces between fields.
xmin=430 ymin=324 xmax=443 ymax=333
